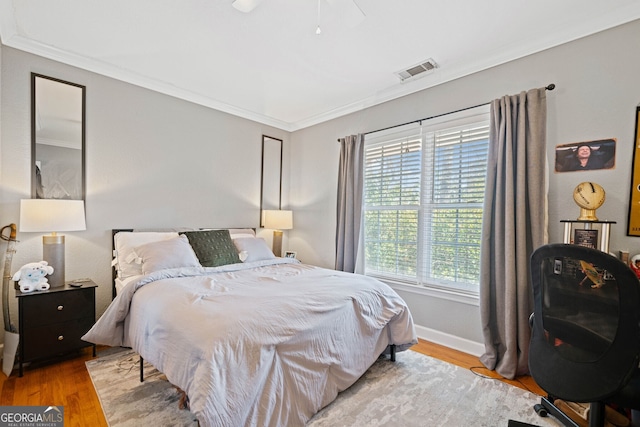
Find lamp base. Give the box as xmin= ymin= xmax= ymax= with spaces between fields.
xmin=43 ymin=234 xmax=65 ymax=287
xmin=272 ymin=230 xmax=283 ymax=257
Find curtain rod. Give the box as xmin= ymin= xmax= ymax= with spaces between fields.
xmin=338 ymin=83 xmax=556 ymax=141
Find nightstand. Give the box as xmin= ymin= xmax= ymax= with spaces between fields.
xmin=16 ymin=281 xmax=97 ymax=377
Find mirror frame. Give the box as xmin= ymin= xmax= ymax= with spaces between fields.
xmin=31 ymin=72 xmax=86 ymax=200
xmin=260 ymin=135 xmax=283 ymax=227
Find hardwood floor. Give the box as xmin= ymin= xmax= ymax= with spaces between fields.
xmin=0 ymin=347 xmax=108 ymax=427
xmin=410 ymin=339 xmax=546 ymax=396
xmin=0 ymin=339 xmax=544 ymax=426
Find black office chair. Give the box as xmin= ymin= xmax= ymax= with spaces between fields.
xmin=522 ymin=243 xmax=640 ymax=427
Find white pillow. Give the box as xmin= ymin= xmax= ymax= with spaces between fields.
xmin=228 ymin=228 xmax=256 ymax=239
xmin=233 ymin=237 xmax=276 ymax=262
xmin=114 ymin=231 xmax=179 ymax=278
xmin=230 ymin=233 xmax=257 ymax=240
xmin=133 ymin=235 xmax=201 ymax=275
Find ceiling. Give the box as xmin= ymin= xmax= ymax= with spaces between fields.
xmin=2 ymin=1 xmax=640 ymax=132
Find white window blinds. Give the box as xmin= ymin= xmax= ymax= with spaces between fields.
xmin=363 ymin=107 xmax=490 ymax=294
xmin=364 ymin=124 xmax=421 ymax=279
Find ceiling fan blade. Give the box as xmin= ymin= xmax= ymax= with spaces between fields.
xmin=326 ymin=0 xmax=365 ymax=26
xmin=231 ymin=0 xmax=263 ymax=13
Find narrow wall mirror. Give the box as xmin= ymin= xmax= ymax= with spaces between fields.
xmin=260 ymin=135 xmax=283 ymax=226
xmin=31 ymin=73 xmax=86 ymax=200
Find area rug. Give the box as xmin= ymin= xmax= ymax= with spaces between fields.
xmin=87 ymin=348 xmax=558 ymax=426
xmin=86 ymin=348 xmax=198 ymax=426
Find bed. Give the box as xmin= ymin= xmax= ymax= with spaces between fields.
xmin=83 ymin=228 xmax=417 ymax=427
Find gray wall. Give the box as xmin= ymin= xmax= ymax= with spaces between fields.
xmin=288 ymin=19 xmax=640 ymax=345
xmin=0 ymin=46 xmax=290 ymax=330
xmin=1 ymin=20 xmax=639 ymax=350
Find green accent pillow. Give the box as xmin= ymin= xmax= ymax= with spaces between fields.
xmin=179 ymin=230 xmax=240 ymax=267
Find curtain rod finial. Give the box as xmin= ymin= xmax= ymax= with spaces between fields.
xmin=546 ymin=83 xmax=556 ymax=91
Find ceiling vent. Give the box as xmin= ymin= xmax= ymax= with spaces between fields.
xmin=395 ymin=58 xmax=438 ymax=83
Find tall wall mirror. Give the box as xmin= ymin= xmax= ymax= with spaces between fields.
xmin=31 ymin=73 xmax=86 ymax=200
xmin=260 ymin=135 xmax=283 ymax=226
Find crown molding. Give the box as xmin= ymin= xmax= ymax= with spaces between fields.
xmin=290 ymin=6 xmax=640 ymax=131
xmin=2 ymin=3 xmax=639 ymax=133
xmin=0 ymin=29 xmax=295 ymax=132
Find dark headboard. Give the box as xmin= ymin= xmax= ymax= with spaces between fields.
xmin=111 ymin=229 xmax=133 ymax=299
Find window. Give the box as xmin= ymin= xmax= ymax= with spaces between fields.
xmin=363 ymin=106 xmax=490 ymax=294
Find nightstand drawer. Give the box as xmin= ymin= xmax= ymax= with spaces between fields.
xmin=22 ymin=317 xmax=94 ymax=361
xmin=21 ymin=288 xmax=94 ymax=328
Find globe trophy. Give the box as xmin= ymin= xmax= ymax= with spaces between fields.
xmin=572 ymin=182 xmax=606 ymax=221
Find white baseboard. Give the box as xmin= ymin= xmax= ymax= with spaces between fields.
xmin=414 ymin=324 xmax=484 ymax=357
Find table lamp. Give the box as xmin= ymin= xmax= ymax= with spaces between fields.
xmin=263 ymin=209 xmax=293 ymax=257
xmin=19 ymin=199 xmax=86 ymax=287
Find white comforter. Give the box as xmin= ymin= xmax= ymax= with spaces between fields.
xmin=83 ymin=259 xmax=417 ymax=427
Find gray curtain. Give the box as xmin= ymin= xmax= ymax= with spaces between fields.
xmin=335 ymin=134 xmax=364 ymax=272
xmin=479 ymin=88 xmax=548 ymax=380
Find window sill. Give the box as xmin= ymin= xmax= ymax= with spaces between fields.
xmin=377 ymin=278 xmax=480 ymax=307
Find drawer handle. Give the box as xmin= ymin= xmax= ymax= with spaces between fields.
xmin=57 ymin=305 xmax=64 ymax=311
xmin=58 ymin=335 xmax=64 ymax=341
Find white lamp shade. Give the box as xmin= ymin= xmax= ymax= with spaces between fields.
xmin=263 ymin=210 xmax=293 ymax=230
xmin=19 ymin=199 xmax=86 ymax=232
